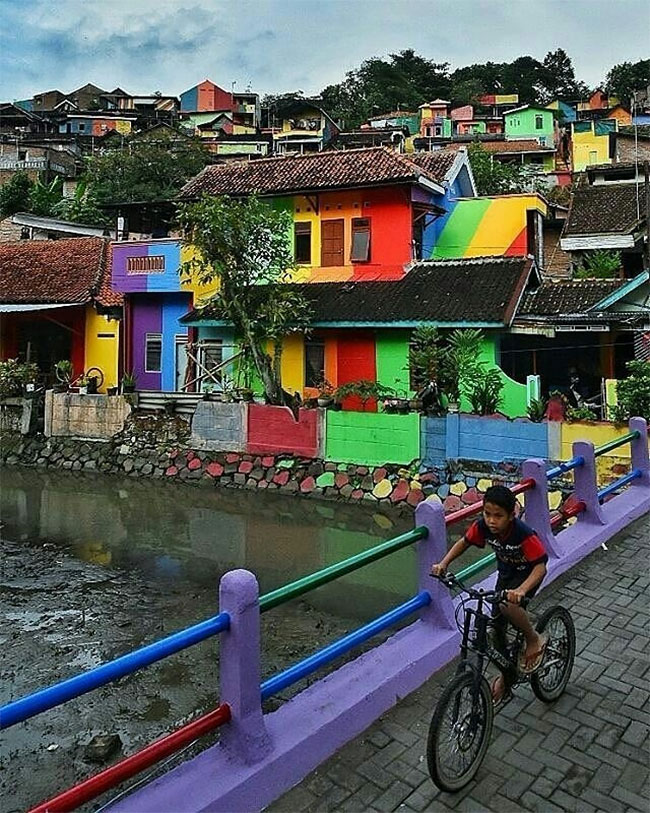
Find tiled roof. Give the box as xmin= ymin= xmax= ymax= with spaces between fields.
xmin=0 ymin=237 xmax=122 ymax=307
xmin=178 ymin=147 xmax=450 ymax=199
xmin=518 ymin=278 xmax=625 ymax=316
xmin=405 ymin=150 xmax=459 ymax=179
xmin=563 ymin=183 xmax=645 ymax=236
xmin=183 ymin=256 xmax=530 ymax=327
xmin=442 ymin=139 xmax=554 ymax=154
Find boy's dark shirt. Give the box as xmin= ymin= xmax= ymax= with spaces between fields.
xmin=464 ymin=517 xmax=548 ymax=580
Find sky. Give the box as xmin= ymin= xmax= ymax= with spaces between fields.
xmin=1 ymin=0 xmax=648 ymax=102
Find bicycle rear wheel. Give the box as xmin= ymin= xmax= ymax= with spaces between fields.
xmin=427 ymin=672 xmax=494 ymax=792
xmin=531 ymin=605 xmax=575 ymax=702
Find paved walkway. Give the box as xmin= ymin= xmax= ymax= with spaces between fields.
xmin=269 ymin=517 xmax=649 ymax=812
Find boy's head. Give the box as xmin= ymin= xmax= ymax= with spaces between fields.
xmin=482 ymin=485 xmax=516 ymax=535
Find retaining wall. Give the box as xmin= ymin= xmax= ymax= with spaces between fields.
xmin=247 ymin=405 xmax=322 ymax=458
xmin=190 ymin=401 xmax=246 ymax=452
xmin=44 ymin=392 xmax=132 ymax=440
xmin=326 ymin=411 xmax=420 ymax=467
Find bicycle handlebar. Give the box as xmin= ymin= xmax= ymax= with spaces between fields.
xmin=432 ymin=571 xmax=530 ymax=608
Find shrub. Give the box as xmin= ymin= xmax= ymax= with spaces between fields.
xmin=0 ymin=358 xmax=39 ymax=399
xmin=467 ymin=367 xmax=504 ymax=416
xmin=526 ymin=397 xmax=547 ymax=422
xmin=610 ymin=360 xmax=650 ymax=422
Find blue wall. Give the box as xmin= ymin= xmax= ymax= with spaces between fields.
xmin=448 ymin=414 xmax=549 ymax=462
xmin=161 ymin=294 xmax=192 ymax=391
xmin=421 ymin=417 xmax=447 ymax=468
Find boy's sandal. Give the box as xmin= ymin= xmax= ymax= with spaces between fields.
xmin=490 ymin=676 xmax=510 ymax=707
xmin=519 ymin=634 xmax=549 ymax=674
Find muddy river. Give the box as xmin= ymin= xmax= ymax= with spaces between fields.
xmin=0 ymin=468 xmax=477 ymax=811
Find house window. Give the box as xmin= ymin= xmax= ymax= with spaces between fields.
xmin=294 ymin=221 xmax=311 ymax=263
xmin=535 ymin=115 xmax=544 ymax=130
xmin=78 ymin=123 xmax=86 ymax=132
xmin=304 ymin=339 xmax=325 ymax=388
xmin=350 ymin=218 xmax=370 ymax=263
xmin=18 ymin=149 xmax=27 ymax=161
xmin=144 ymin=333 xmax=162 ymax=373
xmin=198 ymin=340 xmax=223 ymax=388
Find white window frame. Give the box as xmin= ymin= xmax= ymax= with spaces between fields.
xmin=144 ymin=332 xmax=163 ymax=373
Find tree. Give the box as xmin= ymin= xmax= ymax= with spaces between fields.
xmin=575 ymin=250 xmax=621 ymax=279
xmin=178 ymin=195 xmax=311 ymax=407
xmin=541 ymin=49 xmax=588 ymax=101
xmin=29 ymin=176 xmax=63 ymax=217
xmin=605 ymin=60 xmax=650 ymax=106
xmin=55 ymin=179 xmax=110 ymax=227
xmin=0 ymin=171 xmax=33 ymax=217
xmin=467 ymin=143 xmax=527 ymax=195
xmin=83 ymin=130 xmax=211 ymax=205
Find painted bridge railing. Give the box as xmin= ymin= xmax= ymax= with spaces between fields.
xmin=4 ymin=418 xmax=649 ymax=812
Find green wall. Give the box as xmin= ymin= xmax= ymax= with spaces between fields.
xmin=375 ymin=330 xmax=411 ymax=397
xmin=432 ymin=198 xmax=491 ymax=258
xmin=478 ymin=335 xmax=528 ymax=417
xmin=504 ymin=107 xmax=554 ymax=141
xmin=326 ymin=411 xmax=420 ymax=466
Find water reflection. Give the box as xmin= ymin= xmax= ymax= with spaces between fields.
xmin=1 ymin=468 xmax=421 ymax=621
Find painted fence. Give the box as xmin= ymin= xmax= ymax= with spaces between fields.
xmin=247 ymin=404 xmax=322 ymax=458
xmin=325 ymin=410 xmax=420 ymax=467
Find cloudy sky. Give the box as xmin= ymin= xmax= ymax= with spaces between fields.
xmin=1 ymin=0 xmax=648 ymax=102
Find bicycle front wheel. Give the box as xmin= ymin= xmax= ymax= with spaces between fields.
xmin=531 ymin=605 xmax=575 ymax=702
xmin=426 ymin=672 xmax=494 ymax=792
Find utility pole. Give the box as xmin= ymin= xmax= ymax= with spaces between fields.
xmin=645 ymin=160 xmax=650 ymax=270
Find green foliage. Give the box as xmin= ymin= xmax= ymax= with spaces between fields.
xmin=441 ymin=328 xmax=484 ymax=403
xmin=605 ymin=60 xmax=650 ymax=105
xmin=179 ymin=195 xmax=311 ymax=406
xmin=55 ymin=179 xmax=110 ymax=227
xmin=575 ymin=250 xmax=621 ymax=279
xmin=610 ymin=361 xmax=650 ymax=422
xmin=84 ymin=131 xmax=211 ymax=205
xmin=566 ymin=405 xmax=597 ymax=423
xmin=0 ymin=358 xmax=39 ymax=399
xmin=541 ymin=49 xmax=588 ymax=101
xmin=467 ymin=143 xmax=528 ymax=195
xmin=29 ymin=176 xmax=63 ymax=217
xmin=333 ymin=379 xmax=396 ymax=406
xmin=409 ymin=326 xmax=444 ymax=387
xmin=526 ymin=397 xmax=548 ymax=422
xmin=0 ymin=172 xmax=33 ymax=217
xmin=54 ymin=359 xmax=74 ymax=384
xmin=467 ymin=367 xmax=504 ymax=416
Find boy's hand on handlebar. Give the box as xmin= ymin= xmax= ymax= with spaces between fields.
xmin=430 ymin=563 xmax=447 ymax=577
xmin=506 ymin=589 xmax=526 ymax=605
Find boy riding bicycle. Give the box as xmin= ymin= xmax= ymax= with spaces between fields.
xmin=430 ymin=485 xmax=548 ymax=703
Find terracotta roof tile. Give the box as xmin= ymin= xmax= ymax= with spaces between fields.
xmin=441 ymin=139 xmax=554 ymax=154
xmin=0 ymin=237 xmax=122 ymax=307
xmin=563 ymin=183 xmax=645 ymax=236
xmin=178 ymin=147 xmax=451 ymax=199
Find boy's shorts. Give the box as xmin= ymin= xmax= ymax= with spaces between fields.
xmin=492 ymin=571 xmax=541 ymax=617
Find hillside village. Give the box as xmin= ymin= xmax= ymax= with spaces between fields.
xmin=1 ymin=54 xmax=649 ymax=431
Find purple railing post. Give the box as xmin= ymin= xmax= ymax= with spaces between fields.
xmin=521 ymin=458 xmax=563 ymax=559
xmin=573 ymin=440 xmax=606 ymax=525
xmin=414 ymin=498 xmax=456 ymax=629
xmin=629 ymin=417 xmax=650 ymax=487
xmin=218 ymin=569 xmax=271 ymax=764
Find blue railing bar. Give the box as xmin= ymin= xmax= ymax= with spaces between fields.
xmin=597 ymin=469 xmax=642 ymax=503
xmin=0 ymin=612 xmax=231 ymax=730
xmin=260 ymin=591 xmax=431 ymax=701
xmin=546 ymin=456 xmax=585 ymax=480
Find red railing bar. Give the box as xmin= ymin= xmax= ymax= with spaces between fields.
xmin=445 ymin=478 xmax=535 ymax=527
xmin=551 ymin=500 xmax=586 ymax=527
xmin=28 ymin=703 xmax=232 ymax=813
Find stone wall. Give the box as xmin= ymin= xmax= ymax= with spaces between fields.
xmin=1 ymin=413 xmax=569 ymax=514
xmin=45 ymin=392 xmax=132 ymax=439
xmin=0 ymin=398 xmax=25 ymax=433
xmin=190 ymin=401 xmax=246 ymax=452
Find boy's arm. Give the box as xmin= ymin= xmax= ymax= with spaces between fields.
xmin=507 ymin=562 xmax=547 ymax=603
xmin=430 ymin=537 xmax=471 ymax=575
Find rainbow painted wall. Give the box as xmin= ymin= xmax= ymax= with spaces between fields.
xmin=429 ymin=195 xmax=548 ymax=259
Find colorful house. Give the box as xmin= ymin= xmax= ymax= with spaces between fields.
xmin=545 ymin=100 xmax=577 ymax=124
xmin=110 ymin=239 xmax=217 ymax=391
xmin=504 ymin=105 xmax=554 ymax=145
xmin=271 ymin=100 xmax=340 ymax=154
xmin=0 ymin=238 xmax=121 ymax=391
xmin=571 ymin=119 xmax=618 ymax=171
xmin=180 ymin=79 xmax=260 ymax=134
xmin=418 ymin=101 xmax=452 ymax=138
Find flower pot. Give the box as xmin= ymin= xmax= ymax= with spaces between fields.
xmin=317 ymin=396 xmax=333 ymax=408
xmin=447 ymin=401 xmax=460 ymax=414
xmin=87 ymin=377 xmax=99 ymax=395
xmin=241 ymin=390 xmax=254 ymax=402
xmin=107 ymin=386 xmax=118 ymax=396
xmin=122 ymin=383 xmax=136 ymax=394
xmin=78 ymin=386 xmax=87 ymax=395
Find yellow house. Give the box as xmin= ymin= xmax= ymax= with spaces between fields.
xmin=572 ymin=119 xmax=617 ymax=172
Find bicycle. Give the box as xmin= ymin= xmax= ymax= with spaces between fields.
xmin=426 ymin=572 xmax=575 ymax=792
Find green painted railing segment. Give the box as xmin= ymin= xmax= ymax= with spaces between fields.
xmin=259 ymin=526 xmax=428 ymax=612
xmin=456 ymin=553 xmax=496 ymax=581
xmin=593 ymin=430 xmax=639 ymax=458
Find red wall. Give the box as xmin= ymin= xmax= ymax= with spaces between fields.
xmin=247 ymin=405 xmax=320 ymax=457
xmin=336 ymin=333 xmax=377 ymax=411
xmin=197 ymin=80 xmax=233 ymax=113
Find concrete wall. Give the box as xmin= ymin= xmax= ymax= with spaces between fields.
xmin=326 ymin=411 xmax=420 ymax=466
xmin=420 ymin=416 xmax=447 ymax=468
xmin=44 ymin=391 xmax=132 ymax=439
xmin=247 ymin=404 xmax=322 ymax=458
xmin=448 ymin=413 xmax=549 ymax=462
xmin=190 ymin=401 xmax=246 ymax=452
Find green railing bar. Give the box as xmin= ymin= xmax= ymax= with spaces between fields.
xmin=594 ymin=430 xmax=639 ymax=458
xmin=259 ymin=526 xmax=428 ymax=613
xmin=456 ymin=553 xmax=496 ymax=581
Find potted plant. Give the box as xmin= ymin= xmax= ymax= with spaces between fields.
xmin=240 ymin=387 xmax=254 ymax=402
xmin=77 ymin=374 xmax=89 ymax=395
xmin=121 ymin=371 xmax=136 ymax=394
xmin=54 ymin=360 xmax=73 ymax=393
xmin=86 ymin=374 xmax=99 ymax=395
xmin=440 ymin=329 xmax=483 ymax=413
xmin=106 ymin=386 xmax=118 ymax=396
xmin=333 ymin=379 xmax=397 ymax=412
xmin=316 ymin=379 xmax=335 ymax=408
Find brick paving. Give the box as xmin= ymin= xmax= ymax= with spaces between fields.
xmin=268 ymin=516 xmax=650 ymax=812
